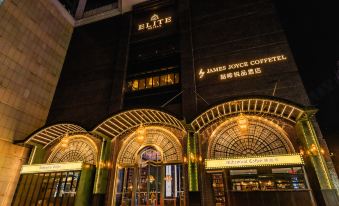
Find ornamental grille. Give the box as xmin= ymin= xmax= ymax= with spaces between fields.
xmin=48 ymin=137 xmax=97 ymax=165
xmin=118 ymin=127 xmax=182 ymax=165
xmin=208 ymin=117 xmax=294 ymax=158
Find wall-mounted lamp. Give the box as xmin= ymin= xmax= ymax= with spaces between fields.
xmin=300 ymin=144 xmax=325 ymax=156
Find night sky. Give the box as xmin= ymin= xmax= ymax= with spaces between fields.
xmin=274 ymin=0 xmax=339 ymax=139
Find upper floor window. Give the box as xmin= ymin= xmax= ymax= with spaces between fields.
xmin=127 ymin=72 xmax=180 ymax=92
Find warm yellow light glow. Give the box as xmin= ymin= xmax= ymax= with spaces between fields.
xmin=21 ymin=162 xmax=83 ymax=174
xmin=164 ymin=175 xmax=172 ymax=182
xmin=237 ymin=113 xmax=249 ymax=131
xmin=60 ymin=133 xmax=69 ymax=148
xmin=135 ymin=124 xmax=146 ymax=143
xmin=148 ymin=175 xmax=155 ymax=183
xmin=205 ymin=154 xmax=304 ymax=169
xmin=183 ymin=157 xmax=187 ymax=163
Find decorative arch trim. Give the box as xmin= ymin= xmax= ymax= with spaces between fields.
xmin=93 ymin=109 xmax=186 ymax=140
xmin=191 ymin=97 xmax=306 ymax=133
xmin=47 ymin=134 xmax=98 ymax=165
xmin=207 ymin=116 xmax=295 ymax=159
xmin=25 ymin=124 xmax=87 ymax=147
xmin=117 ymin=126 xmax=183 ymax=166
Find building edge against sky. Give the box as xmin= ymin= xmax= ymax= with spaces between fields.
xmin=0 ymin=0 xmax=73 ymax=205
xmin=1 ymin=0 xmax=339 ymax=206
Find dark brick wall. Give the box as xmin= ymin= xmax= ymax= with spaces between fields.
xmin=47 ymin=17 xmax=124 ymax=129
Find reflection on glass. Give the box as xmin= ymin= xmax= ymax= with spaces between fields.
xmin=146 ymin=77 xmax=153 ymax=88
xmin=230 ymin=167 xmax=307 ymax=191
xmin=167 ymin=74 xmax=174 ymax=84
xmin=160 ymin=75 xmax=167 ymax=86
xmin=132 ymin=80 xmax=138 ymax=91
xmin=175 ymin=73 xmax=180 ymax=84
xmin=153 ymin=76 xmax=160 ymax=87
xmin=127 ymin=73 xmax=180 ymax=92
xmin=139 ymin=79 xmax=146 ymax=90
xmin=127 ymin=81 xmax=133 ymax=92
xmin=211 ymin=174 xmax=226 ymax=205
xmin=12 ymin=171 xmax=81 ymax=206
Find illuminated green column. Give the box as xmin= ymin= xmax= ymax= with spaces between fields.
xmin=75 ymin=164 xmax=96 ymax=206
xmin=187 ymin=132 xmax=199 ymax=191
xmin=28 ymin=144 xmax=46 ymax=164
xmin=296 ymin=110 xmax=334 ymax=190
xmin=93 ymin=136 xmax=111 ymax=194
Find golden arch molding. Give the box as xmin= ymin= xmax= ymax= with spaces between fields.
xmin=117 ymin=126 xmax=183 ymax=166
xmin=47 ymin=134 xmax=99 ymax=165
xmin=191 ymin=97 xmax=306 ymax=133
xmin=207 ymin=115 xmax=295 ymax=159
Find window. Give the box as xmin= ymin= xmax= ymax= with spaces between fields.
xmin=139 ymin=79 xmax=146 ymax=90
xmin=160 ymin=75 xmax=168 ymax=86
xmin=175 ymin=73 xmax=180 ymax=84
xmin=146 ymin=77 xmax=153 ymax=88
xmin=230 ymin=167 xmax=306 ymax=191
xmin=132 ymin=80 xmax=138 ymax=91
xmin=127 ymin=73 xmax=179 ymax=92
xmin=153 ymin=76 xmax=160 ymax=87
xmin=167 ymin=74 xmax=174 ymax=84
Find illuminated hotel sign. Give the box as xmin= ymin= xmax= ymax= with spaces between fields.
xmin=198 ymin=54 xmax=287 ymax=80
xmin=205 ymin=154 xmax=304 ymax=170
xmin=137 ymin=14 xmax=172 ymax=31
xmin=21 ymin=162 xmax=83 ymax=174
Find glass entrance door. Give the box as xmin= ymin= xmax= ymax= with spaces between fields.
xmin=115 ymin=146 xmax=185 ymax=206
xmin=136 ymin=163 xmax=162 ymax=206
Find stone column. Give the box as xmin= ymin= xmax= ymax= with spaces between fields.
xmin=296 ymin=110 xmax=339 ymax=205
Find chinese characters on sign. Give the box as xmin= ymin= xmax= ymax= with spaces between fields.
xmin=138 ymin=14 xmax=172 ymax=31
xmin=198 ymin=55 xmax=287 ymax=80
xmin=205 ymin=154 xmax=303 ymax=169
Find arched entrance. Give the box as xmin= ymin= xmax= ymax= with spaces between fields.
xmin=47 ymin=134 xmax=98 ymax=165
xmin=192 ymin=97 xmax=317 ymax=206
xmin=114 ymin=127 xmax=185 ymax=206
xmin=207 ymin=116 xmax=295 ymax=159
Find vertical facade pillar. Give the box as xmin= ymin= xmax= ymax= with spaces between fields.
xmin=187 ymin=132 xmax=199 ymax=191
xmin=75 ymin=164 xmax=96 ymax=206
xmin=93 ymin=136 xmax=112 ymax=205
xmin=186 ymin=131 xmax=201 ymax=205
xmin=296 ymin=110 xmax=339 ymax=205
xmin=28 ymin=144 xmax=46 ymax=164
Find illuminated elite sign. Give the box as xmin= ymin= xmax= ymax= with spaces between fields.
xmin=205 ymin=154 xmax=304 ymax=170
xmin=21 ymin=162 xmax=83 ymax=174
xmin=198 ymin=54 xmax=287 ymax=80
xmin=138 ymin=14 xmax=172 ymax=31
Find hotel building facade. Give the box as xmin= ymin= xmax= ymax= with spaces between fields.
xmin=1 ymin=0 xmax=339 ymax=206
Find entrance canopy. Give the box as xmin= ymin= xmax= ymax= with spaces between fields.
xmin=93 ymin=109 xmax=186 ymax=139
xmin=24 ymin=123 xmax=87 ymax=147
xmin=191 ymin=97 xmax=306 ymax=133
